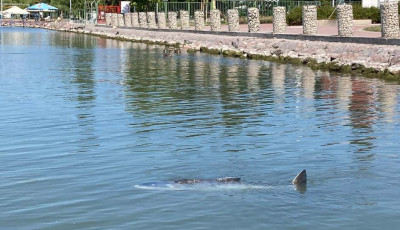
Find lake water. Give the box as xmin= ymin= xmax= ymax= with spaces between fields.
xmin=1 ymin=27 xmax=400 ymax=229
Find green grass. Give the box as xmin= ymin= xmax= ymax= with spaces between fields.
xmin=363 ymin=25 xmax=381 ymax=32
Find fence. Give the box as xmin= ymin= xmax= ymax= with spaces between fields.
xmin=156 ymin=0 xmax=321 ymax=19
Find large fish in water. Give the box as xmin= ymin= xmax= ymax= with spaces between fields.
xmin=135 ymin=170 xmax=307 ymax=192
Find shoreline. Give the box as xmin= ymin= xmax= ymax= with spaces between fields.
xmin=20 ymin=22 xmax=400 ymax=81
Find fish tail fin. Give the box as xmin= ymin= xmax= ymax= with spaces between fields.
xmin=292 ymin=169 xmax=307 ymax=185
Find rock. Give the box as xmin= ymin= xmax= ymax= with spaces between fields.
xmin=302 ymin=5 xmax=317 ymax=35
xmin=158 ymin=12 xmax=167 ymax=29
xmin=380 ymin=2 xmax=399 ymax=39
xmin=210 ymin=10 xmax=221 ymax=31
xmin=227 ymin=9 xmax=240 ymax=32
xmin=168 ymin=12 xmax=178 ymax=29
xmin=180 ymin=10 xmax=190 ymax=29
xmin=124 ymin=13 xmax=132 ymax=27
xmin=337 ymin=4 xmax=353 ymax=37
xmin=248 ymin=8 xmax=260 ymax=33
xmin=147 ymin=12 xmax=157 ymax=29
xmin=131 ymin=13 xmax=139 ymax=27
xmin=139 ymin=12 xmax=148 ymax=28
xmin=194 ymin=11 xmax=205 ymax=31
xmin=273 ymin=7 xmax=286 ymax=34
xmin=117 ymin=14 xmax=125 ymax=27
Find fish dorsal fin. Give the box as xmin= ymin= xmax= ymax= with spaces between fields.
xmin=292 ymin=170 xmax=307 ymax=185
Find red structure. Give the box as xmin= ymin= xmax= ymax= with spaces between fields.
xmin=98 ymin=5 xmax=120 ymax=24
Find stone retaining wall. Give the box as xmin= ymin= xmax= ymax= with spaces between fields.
xmin=380 ymin=2 xmax=399 ymax=39
xmin=227 ymin=9 xmax=240 ymax=32
xmin=168 ymin=12 xmax=178 ymax=29
xmin=139 ymin=12 xmax=148 ymax=28
xmin=273 ymin=7 xmax=286 ymax=34
xmin=303 ymin=5 xmax=317 ymax=35
xmin=158 ymin=12 xmax=167 ymax=29
xmin=194 ymin=11 xmax=205 ymax=31
xmin=337 ymin=4 xmax=353 ymax=37
xmin=180 ymin=10 xmax=190 ymax=30
xmin=248 ymin=8 xmax=260 ymax=33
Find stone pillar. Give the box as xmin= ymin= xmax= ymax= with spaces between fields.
xmin=132 ymin=13 xmax=139 ymax=27
xmin=168 ymin=12 xmax=178 ymax=29
xmin=194 ymin=11 xmax=205 ymax=31
xmin=180 ymin=10 xmax=190 ymax=30
xmin=118 ymin=14 xmax=125 ymax=27
xmin=105 ymin=13 xmax=112 ymax=26
xmin=337 ymin=4 xmax=354 ymax=37
xmin=247 ymin=8 xmax=260 ymax=33
xmin=210 ymin=10 xmax=221 ymax=31
xmin=139 ymin=12 xmax=148 ymax=28
xmin=158 ymin=12 xmax=167 ymax=29
xmin=380 ymin=2 xmax=399 ymax=39
xmin=147 ymin=12 xmax=157 ymax=29
xmin=227 ymin=9 xmax=240 ymax=32
xmin=124 ymin=13 xmax=132 ymax=27
xmin=273 ymin=7 xmax=286 ymax=34
xmin=111 ymin=13 xmax=118 ymax=27
xmin=302 ymin=5 xmax=317 ymax=35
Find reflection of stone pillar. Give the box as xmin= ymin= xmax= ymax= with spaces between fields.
xmin=302 ymin=5 xmax=317 ymax=35
xmin=273 ymin=7 xmax=286 ymax=34
xmin=105 ymin=13 xmax=112 ymax=26
xmin=210 ymin=10 xmax=221 ymax=31
xmin=118 ymin=14 xmax=125 ymax=27
xmin=168 ymin=12 xmax=178 ymax=29
xmin=380 ymin=2 xmax=399 ymax=39
xmin=337 ymin=4 xmax=354 ymax=37
xmin=379 ymin=83 xmax=397 ymax=122
xmin=301 ymin=67 xmax=316 ymax=99
xmin=247 ymin=61 xmax=260 ymax=92
xmin=124 ymin=13 xmax=132 ymax=27
xmin=111 ymin=13 xmax=118 ymax=27
xmin=139 ymin=12 xmax=148 ymax=28
xmin=248 ymin=8 xmax=260 ymax=33
xmin=271 ymin=63 xmax=285 ymax=105
xmin=158 ymin=12 xmax=167 ymax=29
xmin=227 ymin=9 xmax=239 ymax=32
xmin=180 ymin=10 xmax=190 ymax=29
xmin=194 ymin=11 xmax=205 ymax=31
xmin=147 ymin=12 xmax=157 ymax=29
xmin=131 ymin=13 xmax=139 ymax=27
xmin=337 ymin=76 xmax=352 ymax=111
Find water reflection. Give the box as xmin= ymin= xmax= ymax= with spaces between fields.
xmin=54 ymin=32 xmax=98 ymax=153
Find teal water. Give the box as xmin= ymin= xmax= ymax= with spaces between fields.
xmin=1 ymin=27 xmax=400 ymax=229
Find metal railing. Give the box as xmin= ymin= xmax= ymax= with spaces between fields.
xmin=155 ymin=0 xmax=321 ymax=18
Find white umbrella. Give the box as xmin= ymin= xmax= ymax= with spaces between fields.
xmin=4 ymin=6 xmax=30 ymax=15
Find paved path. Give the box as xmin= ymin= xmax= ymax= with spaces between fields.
xmin=189 ymin=23 xmax=381 ymax=38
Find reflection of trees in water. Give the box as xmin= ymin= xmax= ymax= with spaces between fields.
xmin=55 ymin=32 xmax=98 ymax=153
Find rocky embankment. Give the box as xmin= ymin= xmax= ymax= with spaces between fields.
xmin=29 ymin=22 xmax=400 ymax=80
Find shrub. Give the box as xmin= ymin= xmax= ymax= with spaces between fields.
xmin=287 ymin=6 xmax=303 ymax=26
xmin=317 ymin=5 xmax=336 ymax=20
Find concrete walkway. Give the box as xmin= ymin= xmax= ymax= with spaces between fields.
xmin=189 ymin=23 xmax=382 ymax=38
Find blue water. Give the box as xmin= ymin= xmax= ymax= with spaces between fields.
xmin=1 ymin=27 xmax=400 ymax=229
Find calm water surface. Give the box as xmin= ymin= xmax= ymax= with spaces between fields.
xmin=1 ymin=27 xmax=400 ymax=229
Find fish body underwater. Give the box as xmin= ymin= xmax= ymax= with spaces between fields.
xmin=135 ymin=170 xmax=307 ymax=192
